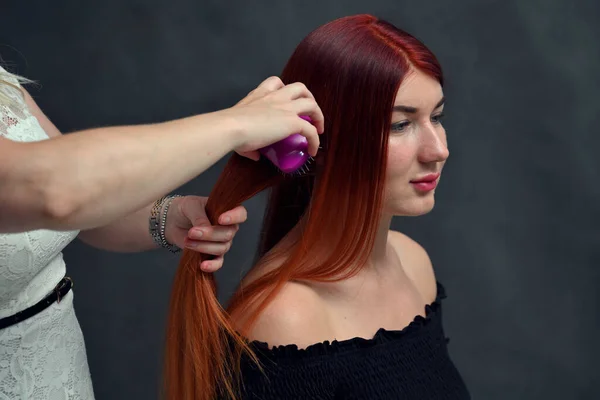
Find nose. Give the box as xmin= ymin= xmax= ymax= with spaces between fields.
xmin=417 ymin=124 xmax=449 ymax=164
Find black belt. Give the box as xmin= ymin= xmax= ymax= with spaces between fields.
xmin=0 ymin=276 xmax=73 ymax=330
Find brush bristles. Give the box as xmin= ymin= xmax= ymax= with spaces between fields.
xmin=280 ymin=156 xmax=315 ymax=177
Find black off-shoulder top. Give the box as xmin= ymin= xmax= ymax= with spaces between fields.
xmin=235 ymin=282 xmax=470 ymax=399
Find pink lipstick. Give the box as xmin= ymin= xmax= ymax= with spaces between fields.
xmin=410 ymin=173 xmax=440 ymax=192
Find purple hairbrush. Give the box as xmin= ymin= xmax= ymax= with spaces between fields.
xmin=258 ymin=115 xmax=314 ymax=175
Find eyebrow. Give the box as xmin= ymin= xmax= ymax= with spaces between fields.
xmin=393 ymin=96 xmax=445 ymax=113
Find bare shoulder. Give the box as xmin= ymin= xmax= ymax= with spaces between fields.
xmin=388 ymin=230 xmax=438 ymax=304
xmin=245 ymin=280 xmax=333 ymax=349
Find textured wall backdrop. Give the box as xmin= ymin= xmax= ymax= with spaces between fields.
xmin=1 ymin=0 xmax=598 ymax=399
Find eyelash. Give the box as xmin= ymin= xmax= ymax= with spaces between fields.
xmin=390 ymin=112 xmax=446 ymax=133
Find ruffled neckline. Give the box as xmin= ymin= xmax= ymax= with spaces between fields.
xmin=248 ymin=282 xmax=447 ymax=361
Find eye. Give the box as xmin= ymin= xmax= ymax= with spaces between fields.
xmin=431 ymin=112 xmax=445 ymax=124
xmin=390 ymin=120 xmax=410 ymax=133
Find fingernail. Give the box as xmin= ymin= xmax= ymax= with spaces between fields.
xmin=222 ymin=216 xmax=231 ymax=224
xmin=185 ymin=241 xmax=198 ymax=249
xmin=190 ymin=229 xmax=203 ymax=239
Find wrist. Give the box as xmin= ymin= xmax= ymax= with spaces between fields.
xmin=163 ymin=197 xmax=181 ymax=246
xmin=148 ymin=195 xmax=182 ymax=253
xmin=211 ymin=108 xmax=247 ymax=152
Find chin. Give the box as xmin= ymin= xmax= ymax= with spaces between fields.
xmin=386 ymin=196 xmax=436 ymax=217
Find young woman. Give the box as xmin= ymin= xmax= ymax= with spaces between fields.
xmin=165 ymin=14 xmax=470 ymax=400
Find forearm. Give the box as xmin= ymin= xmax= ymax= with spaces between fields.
xmin=77 ymin=202 xmax=158 ymax=252
xmin=0 ymin=110 xmax=240 ymax=233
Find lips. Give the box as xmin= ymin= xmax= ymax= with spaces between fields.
xmin=411 ymin=173 xmax=439 ymax=183
xmin=410 ymin=173 xmax=440 ymax=192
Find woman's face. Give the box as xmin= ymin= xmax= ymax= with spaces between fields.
xmin=383 ymin=69 xmax=449 ymax=217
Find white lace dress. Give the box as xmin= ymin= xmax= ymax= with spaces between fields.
xmin=0 ymin=67 xmax=95 ymax=399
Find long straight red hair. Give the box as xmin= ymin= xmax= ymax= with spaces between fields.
xmin=163 ymin=14 xmax=443 ymax=400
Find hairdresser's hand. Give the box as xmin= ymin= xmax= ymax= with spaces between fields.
xmin=164 ymin=196 xmax=247 ymax=272
xmin=229 ymin=76 xmax=325 ymax=161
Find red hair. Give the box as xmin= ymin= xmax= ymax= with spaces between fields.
xmin=163 ymin=14 xmax=443 ymax=400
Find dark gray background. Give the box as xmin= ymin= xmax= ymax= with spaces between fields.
xmin=1 ymin=0 xmax=599 ymax=399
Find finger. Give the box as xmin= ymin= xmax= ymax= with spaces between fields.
xmin=287 ymin=100 xmax=322 ymax=156
xmin=300 ymin=121 xmax=320 ymax=157
xmin=255 ymin=76 xmax=285 ymax=96
xmin=276 ymin=82 xmax=315 ymax=101
xmin=235 ymin=150 xmax=260 ymax=161
xmin=291 ymin=98 xmax=325 ymax=135
xmin=200 ymin=257 xmax=224 ymax=273
xmin=218 ymin=206 xmax=247 ymax=225
xmin=184 ymin=240 xmax=231 ymax=256
xmin=298 ymin=99 xmax=325 ymax=135
xmin=238 ymin=76 xmax=285 ymax=106
xmin=188 ymin=225 xmax=237 ymax=242
xmin=281 ymin=94 xmax=324 ymax=135
xmin=180 ymin=196 xmax=210 ymax=227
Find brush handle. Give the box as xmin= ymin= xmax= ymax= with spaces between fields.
xmin=258 ymin=115 xmax=312 ymax=174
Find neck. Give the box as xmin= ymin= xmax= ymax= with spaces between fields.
xmin=368 ymin=213 xmax=395 ymax=270
xmin=286 ymin=213 xmax=398 ymax=275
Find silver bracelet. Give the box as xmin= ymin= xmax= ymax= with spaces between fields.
xmin=149 ymin=195 xmax=183 ymax=253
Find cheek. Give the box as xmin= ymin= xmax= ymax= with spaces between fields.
xmin=385 ymin=141 xmax=414 ymax=178
xmin=383 ymin=141 xmax=416 ymax=206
